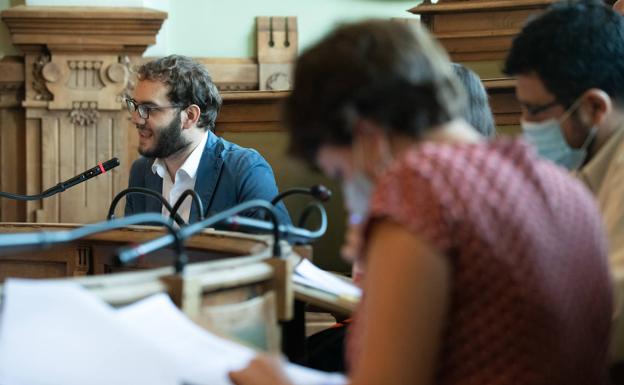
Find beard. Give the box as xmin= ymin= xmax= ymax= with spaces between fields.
xmin=138 ymin=113 xmax=191 ymax=159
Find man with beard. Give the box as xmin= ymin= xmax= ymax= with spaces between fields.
xmin=124 ymin=55 xmax=290 ymax=225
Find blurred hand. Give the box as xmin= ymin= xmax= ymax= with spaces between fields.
xmin=341 ymin=222 xmax=364 ymax=263
xmin=615 ymin=0 xmax=624 ymax=15
xmin=228 ymin=355 xmax=293 ymax=385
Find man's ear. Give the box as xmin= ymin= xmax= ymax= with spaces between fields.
xmin=580 ymin=88 xmax=612 ymax=127
xmin=182 ymin=104 xmax=201 ymax=129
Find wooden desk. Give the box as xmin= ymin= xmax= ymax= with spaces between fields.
xmin=0 ymin=222 xmax=294 ymax=352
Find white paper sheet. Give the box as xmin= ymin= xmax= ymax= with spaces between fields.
xmin=0 ymin=279 xmax=178 ymax=385
xmin=118 ymin=293 xmax=346 ymax=385
xmin=0 ymin=279 xmax=347 ymax=385
xmin=294 ymin=258 xmax=362 ymax=300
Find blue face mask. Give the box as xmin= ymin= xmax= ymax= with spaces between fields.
xmin=522 ymin=118 xmax=598 ymax=170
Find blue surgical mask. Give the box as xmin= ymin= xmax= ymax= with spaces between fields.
xmin=342 ymin=171 xmax=374 ymax=225
xmin=522 ymin=119 xmax=597 ymax=170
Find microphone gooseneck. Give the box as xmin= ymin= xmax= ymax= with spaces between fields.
xmin=0 ymin=157 xmax=120 ymax=201
xmin=170 ymin=189 xmax=205 ymax=222
xmin=107 ymin=187 xmax=186 ymax=227
xmin=117 ymin=199 xmax=284 ymax=266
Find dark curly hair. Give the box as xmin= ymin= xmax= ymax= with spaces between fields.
xmin=137 ymin=55 xmax=222 ymax=131
xmin=285 ymin=20 xmax=465 ymax=166
xmin=504 ymin=0 xmax=624 ymax=108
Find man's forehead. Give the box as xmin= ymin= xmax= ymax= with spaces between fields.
xmin=133 ymin=79 xmax=170 ymax=104
xmin=515 ymin=72 xmax=555 ymax=103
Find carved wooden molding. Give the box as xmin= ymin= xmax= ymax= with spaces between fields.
xmin=1 ymin=6 xmax=166 ymax=54
xmin=410 ymin=0 xmax=556 ymax=61
xmin=138 ymin=57 xmax=260 ymax=92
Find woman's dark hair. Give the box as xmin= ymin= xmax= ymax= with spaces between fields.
xmin=504 ymin=0 xmax=624 ymax=108
xmin=286 ymin=20 xmax=465 ymax=166
xmin=137 ymin=55 xmax=222 ymax=131
xmin=451 ymin=63 xmax=496 ymax=138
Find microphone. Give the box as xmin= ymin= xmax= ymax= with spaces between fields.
xmin=269 ymin=185 xmax=331 ymax=230
xmin=0 ymin=157 xmax=120 ymax=201
xmin=270 ymin=184 xmax=332 ymax=205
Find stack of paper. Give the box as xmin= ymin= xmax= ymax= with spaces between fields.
xmin=0 ymin=279 xmax=346 ymax=385
xmin=294 ymin=258 xmax=362 ymax=301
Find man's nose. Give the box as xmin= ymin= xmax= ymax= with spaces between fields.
xmin=130 ymin=110 xmax=145 ymax=126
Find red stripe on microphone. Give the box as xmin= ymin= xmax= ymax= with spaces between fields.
xmin=98 ymin=162 xmax=105 ymax=174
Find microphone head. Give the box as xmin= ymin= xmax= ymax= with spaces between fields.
xmin=310 ymin=184 xmax=332 ymax=202
xmin=102 ymin=157 xmax=120 ymax=171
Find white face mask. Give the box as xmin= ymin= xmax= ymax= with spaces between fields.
xmin=342 ymin=171 xmax=374 ymax=225
xmin=341 ymin=132 xmax=394 ymax=225
xmin=522 ymin=119 xmax=598 ymax=170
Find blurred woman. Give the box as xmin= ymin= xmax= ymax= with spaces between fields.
xmin=230 ymin=20 xmax=612 ymax=385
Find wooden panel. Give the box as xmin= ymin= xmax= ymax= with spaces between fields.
xmin=0 ymin=56 xmax=25 ymax=222
xmin=215 ymin=91 xmax=287 ymax=133
xmin=410 ymin=0 xmax=555 ymax=62
xmin=0 ymin=246 xmax=77 ymax=282
xmin=483 ymin=78 xmax=520 ymax=126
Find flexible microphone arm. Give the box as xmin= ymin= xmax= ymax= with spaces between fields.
xmin=117 ymin=199 xmax=283 ymax=266
xmin=107 ymin=187 xmax=186 ymax=227
xmin=270 ymin=184 xmax=332 ymax=205
xmin=297 ymin=201 xmax=327 ymax=229
xmin=0 ymin=213 xmax=188 ymax=273
xmin=0 ymin=158 xmax=120 ymax=201
xmin=218 ymin=201 xmax=327 ymax=244
xmin=170 ymin=189 xmax=205 ymax=222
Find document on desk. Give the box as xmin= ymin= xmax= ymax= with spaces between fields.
xmin=0 ymin=279 xmax=178 ymax=385
xmin=294 ymin=258 xmax=362 ymax=300
xmin=0 ymin=279 xmax=347 ymax=385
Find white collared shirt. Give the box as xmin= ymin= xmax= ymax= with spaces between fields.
xmin=151 ymin=131 xmax=208 ymax=223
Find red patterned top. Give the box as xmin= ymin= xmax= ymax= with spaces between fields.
xmin=348 ymin=138 xmax=613 ymax=385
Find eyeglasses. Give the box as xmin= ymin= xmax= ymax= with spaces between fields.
xmin=124 ymin=98 xmax=185 ymax=120
xmin=523 ymin=100 xmax=560 ymax=116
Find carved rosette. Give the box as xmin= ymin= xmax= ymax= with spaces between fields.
xmin=33 ymin=53 xmax=53 ymax=101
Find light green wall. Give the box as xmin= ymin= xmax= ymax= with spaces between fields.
xmin=162 ymin=0 xmax=418 ymax=58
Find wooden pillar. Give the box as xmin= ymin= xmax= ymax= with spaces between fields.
xmin=1 ymin=6 xmax=166 ymax=223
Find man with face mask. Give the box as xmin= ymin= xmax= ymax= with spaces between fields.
xmin=124 ymin=55 xmax=290 ymax=225
xmin=504 ymin=0 xmax=624 ymax=369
